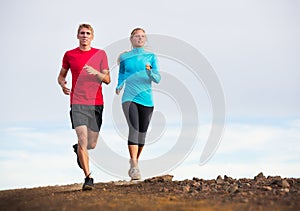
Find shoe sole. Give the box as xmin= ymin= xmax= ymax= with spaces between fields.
xmin=130 ymin=178 xmax=142 ymax=181
xmin=129 ymin=179 xmax=143 ymax=184
xmin=130 ymin=173 xmax=141 ymax=180
xmin=129 ymin=174 xmax=141 ymax=180
xmin=82 ymin=185 xmax=94 ymax=191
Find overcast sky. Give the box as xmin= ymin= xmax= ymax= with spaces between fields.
xmin=0 ymin=0 xmax=299 ymax=190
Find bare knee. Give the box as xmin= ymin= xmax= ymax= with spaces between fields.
xmin=78 ymin=138 xmax=88 ymax=149
xmin=87 ymin=141 xmax=97 ymax=150
xmin=87 ymin=129 xmax=99 ymax=150
xmin=75 ymin=127 xmax=88 ymax=149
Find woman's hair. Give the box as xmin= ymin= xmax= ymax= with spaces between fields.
xmin=77 ymin=23 xmax=94 ymax=35
xmin=130 ymin=27 xmax=146 ymax=39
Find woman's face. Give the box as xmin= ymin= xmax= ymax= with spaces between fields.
xmin=131 ymin=30 xmax=146 ymax=48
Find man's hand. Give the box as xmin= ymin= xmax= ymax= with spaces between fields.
xmin=84 ymin=65 xmax=111 ymax=84
xmin=84 ymin=65 xmax=98 ymax=75
xmin=58 ymin=68 xmax=70 ymax=95
xmin=60 ymin=81 xmax=70 ymax=95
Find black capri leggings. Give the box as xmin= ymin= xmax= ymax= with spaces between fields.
xmin=122 ymin=101 xmax=154 ymax=147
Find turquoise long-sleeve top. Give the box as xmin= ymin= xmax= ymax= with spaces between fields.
xmin=116 ymin=47 xmax=161 ymax=107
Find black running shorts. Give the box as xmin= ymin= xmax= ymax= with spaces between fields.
xmin=70 ymin=105 xmax=103 ymax=132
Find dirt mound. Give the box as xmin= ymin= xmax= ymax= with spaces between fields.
xmin=0 ymin=173 xmax=299 ymax=210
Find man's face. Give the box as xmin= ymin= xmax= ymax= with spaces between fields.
xmin=77 ymin=27 xmax=94 ymax=47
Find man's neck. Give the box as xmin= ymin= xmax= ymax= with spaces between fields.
xmin=79 ymin=45 xmax=91 ymax=51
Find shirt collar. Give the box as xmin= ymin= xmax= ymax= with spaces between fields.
xmin=132 ymin=47 xmax=144 ymax=54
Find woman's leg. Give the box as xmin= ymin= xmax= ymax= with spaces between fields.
xmin=122 ymin=102 xmax=139 ymax=163
xmin=137 ymin=104 xmax=154 ymax=158
xmin=123 ymin=102 xmax=145 ymax=180
xmin=137 ymin=146 xmax=144 ymax=159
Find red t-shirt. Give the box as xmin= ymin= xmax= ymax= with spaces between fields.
xmin=62 ymin=47 xmax=109 ymax=105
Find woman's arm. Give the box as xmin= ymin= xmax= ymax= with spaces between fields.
xmin=146 ymin=55 xmax=161 ymax=83
xmin=116 ymin=57 xmax=126 ymax=94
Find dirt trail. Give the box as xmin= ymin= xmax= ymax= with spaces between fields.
xmin=0 ymin=173 xmax=299 ymax=210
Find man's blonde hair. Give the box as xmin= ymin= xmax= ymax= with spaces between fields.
xmin=77 ymin=24 xmax=94 ymax=35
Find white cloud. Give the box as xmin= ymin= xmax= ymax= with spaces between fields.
xmin=170 ymin=120 xmax=300 ymax=180
xmin=0 ymin=127 xmax=118 ymax=190
xmin=1 ymin=119 xmax=300 ymax=190
xmin=171 ymin=162 xmax=300 ymax=181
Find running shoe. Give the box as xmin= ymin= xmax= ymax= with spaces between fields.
xmin=73 ymin=144 xmax=82 ymax=169
xmin=82 ymin=175 xmax=94 ymax=191
xmin=128 ymin=167 xmax=141 ymax=180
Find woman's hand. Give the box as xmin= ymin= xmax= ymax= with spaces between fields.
xmin=146 ymin=64 xmax=152 ymax=70
xmin=116 ymin=88 xmax=121 ymax=95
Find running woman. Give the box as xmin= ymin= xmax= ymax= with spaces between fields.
xmin=116 ymin=27 xmax=161 ymax=180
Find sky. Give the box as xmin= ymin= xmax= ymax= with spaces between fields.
xmin=0 ymin=0 xmax=299 ymax=190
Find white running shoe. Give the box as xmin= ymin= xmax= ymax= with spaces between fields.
xmin=128 ymin=167 xmax=141 ymax=180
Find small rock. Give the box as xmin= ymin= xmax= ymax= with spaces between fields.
xmin=263 ymin=186 xmax=272 ymax=191
xmin=254 ymin=172 xmax=266 ymax=181
xmin=267 ymin=175 xmax=281 ymax=181
xmin=216 ymin=175 xmax=224 ymax=184
xmin=240 ymin=192 xmax=248 ymax=197
xmin=287 ymin=178 xmax=295 ymax=186
xmin=241 ymin=198 xmax=249 ymax=203
xmin=201 ymin=184 xmax=210 ymax=191
xmin=282 ymin=179 xmax=290 ymax=188
xmin=192 ymin=177 xmax=202 ymax=182
xmin=169 ymin=196 xmax=177 ymax=201
xmin=191 ymin=181 xmax=201 ymax=188
xmin=281 ymin=188 xmax=289 ymax=193
xmin=227 ymin=184 xmax=238 ymax=194
xmin=245 ymin=183 xmax=251 ymax=188
xmin=144 ymin=175 xmax=174 ymax=183
xmin=224 ymin=175 xmax=234 ymax=183
xmin=182 ymin=185 xmax=190 ymax=192
xmin=160 ymin=187 xmax=169 ymax=192
xmin=268 ymin=176 xmax=282 ymax=186
xmin=190 ymin=190 xmax=199 ymax=196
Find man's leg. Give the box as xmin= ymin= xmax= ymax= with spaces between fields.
xmin=87 ymin=105 xmax=102 ymax=150
xmin=75 ymin=125 xmax=90 ymax=177
xmin=87 ymin=129 xmax=99 ymax=150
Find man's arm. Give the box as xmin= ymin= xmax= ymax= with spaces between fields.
xmin=57 ymin=67 xmax=71 ymax=95
xmin=84 ymin=65 xmax=111 ymax=85
xmin=99 ymin=68 xmax=111 ymax=85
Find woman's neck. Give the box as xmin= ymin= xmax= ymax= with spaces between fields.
xmin=132 ymin=47 xmax=144 ymax=53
